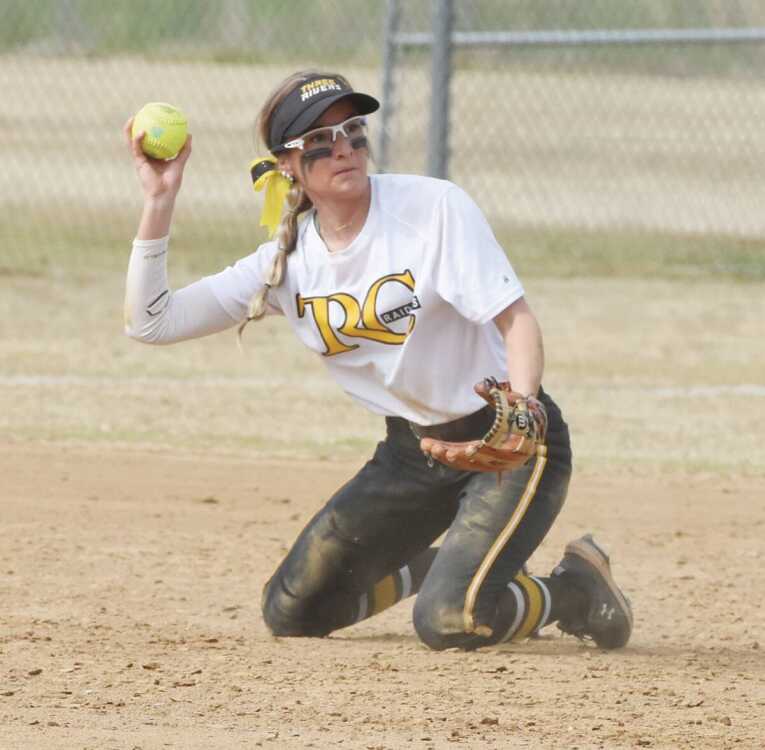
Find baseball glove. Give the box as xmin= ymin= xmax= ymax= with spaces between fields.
xmin=420 ymin=378 xmax=548 ymax=473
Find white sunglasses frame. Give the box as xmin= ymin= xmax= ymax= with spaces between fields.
xmin=282 ymin=115 xmax=368 ymax=151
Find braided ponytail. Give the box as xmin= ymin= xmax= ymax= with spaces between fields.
xmin=237 ymin=182 xmax=312 ymax=340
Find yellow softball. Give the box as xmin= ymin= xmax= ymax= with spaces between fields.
xmin=131 ymin=102 xmax=188 ymax=160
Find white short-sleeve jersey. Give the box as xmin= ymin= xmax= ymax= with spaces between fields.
xmin=206 ymin=174 xmax=524 ymax=424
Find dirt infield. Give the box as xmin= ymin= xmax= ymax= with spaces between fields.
xmin=2 ymin=261 xmax=764 ymax=748
xmin=3 ymin=442 xmax=764 ymax=749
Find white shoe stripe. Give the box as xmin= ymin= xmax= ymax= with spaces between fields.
xmin=530 ymin=575 xmax=552 ymax=630
xmin=500 ymin=582 xmax=526 ymax=642
xmin=398 ymin=565 xmax=413 ymax=600
xmin=355 ymin=593 xmax=368 ymax=623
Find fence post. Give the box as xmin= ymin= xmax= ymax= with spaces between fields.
xmin=378 ymin=0 xmax=400 ymax=173
xmin=56 ymin=0 xmax=93 ymax=53
xmin=427 ymin=0 xmax=454 ymax=179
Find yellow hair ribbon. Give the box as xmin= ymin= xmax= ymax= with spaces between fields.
xmin=250 ymin=156 xmax=292 ymax=238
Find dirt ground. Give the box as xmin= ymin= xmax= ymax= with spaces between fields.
xmin=2 ymin=266 xmax=764 ymax=749
xmin=2 ymin=440 xmax=764 ymax=750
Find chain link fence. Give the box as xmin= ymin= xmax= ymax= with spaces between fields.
xmin=2 ymin=0 xmax=765 ymax=277
xmin=384 ymin=0 xmax=765 ymax=276
xmin=0 ymin=0 xmax=386 ymax=275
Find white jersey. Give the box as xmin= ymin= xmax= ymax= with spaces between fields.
xmin=125 ymin=174 xmax=524 ymax=425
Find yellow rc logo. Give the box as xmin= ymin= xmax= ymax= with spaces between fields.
xmin=297 ymin=270 xmax=420 ymax=356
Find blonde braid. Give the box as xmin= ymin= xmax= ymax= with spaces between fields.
xmin=237 ymin=182 xmax=311 ymax=340
xmin=238 ymin=69 xmax=346 ymax=344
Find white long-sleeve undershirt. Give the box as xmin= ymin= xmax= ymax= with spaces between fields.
xmin=124 ymin=236 xmax=240 ymax=344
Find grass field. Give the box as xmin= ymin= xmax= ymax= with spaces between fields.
xmin=4 ymin=1 xmax=765 ymax=76
xmin=2 ymin=265 xmax=763 ymax=476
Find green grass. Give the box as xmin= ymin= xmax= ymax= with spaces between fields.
xmin=4 ymin=0 xmax=765 ymax=76
xmin=496 ymin=225 xmax=765 ymax=282
xmin=3 ymin=205 xmax=764 ymax=283
xmin=0 ymin=207 xmax=261 ymax=281
xmin=0 ymin=0 xmax=385 ymax=64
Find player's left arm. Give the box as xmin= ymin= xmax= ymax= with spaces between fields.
xmin=493 ymin=297 xmax=544 ymax=397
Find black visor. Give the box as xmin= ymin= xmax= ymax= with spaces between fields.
xmin=268 ymin=75 xmax=379 ymax=153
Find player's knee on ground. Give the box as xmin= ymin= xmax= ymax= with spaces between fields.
xmin=261 ymin=507 xmax=370 ymax=638
xmin=261 ymin=574 xmax=334 ymax=638
xmin=413 ymin=592 xmax=474 ymax=651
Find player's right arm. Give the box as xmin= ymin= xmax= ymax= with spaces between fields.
xmin=123 ymin=117 xmax=240 ymax=344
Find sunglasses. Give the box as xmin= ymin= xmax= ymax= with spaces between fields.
xmin=283 ymin=115 xmax=368 ymax=151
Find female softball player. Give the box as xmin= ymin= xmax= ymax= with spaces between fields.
xmin=123 ymin=70 xmax=632 ymax=651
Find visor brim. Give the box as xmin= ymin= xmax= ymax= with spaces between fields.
xmin=271 ymin=92 xmax=379 ymax=153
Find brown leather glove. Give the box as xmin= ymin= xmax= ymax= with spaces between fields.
xmin=419 ymin=378 xmax=548 ymax=472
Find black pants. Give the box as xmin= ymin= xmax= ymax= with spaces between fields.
xmin=262 ymin=388 xmax=572 ymax=650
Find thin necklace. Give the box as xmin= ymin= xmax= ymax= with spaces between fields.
xmin=315 ymin=186 xmax=371 ymax=240
xmin=315 ymin=213 xmax=353 ymax=236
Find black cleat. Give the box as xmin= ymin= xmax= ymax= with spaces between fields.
xmin=552 ymin=534 xmax=633 ymax=649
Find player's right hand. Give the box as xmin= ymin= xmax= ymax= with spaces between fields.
xmin=123 ymin=116 xmax=192 ymax=202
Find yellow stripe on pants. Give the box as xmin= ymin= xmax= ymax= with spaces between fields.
xmin=371 ymin=574 xmax=398 ymax=615
xmin=463 ymin=445 xmax=548 ymax=635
